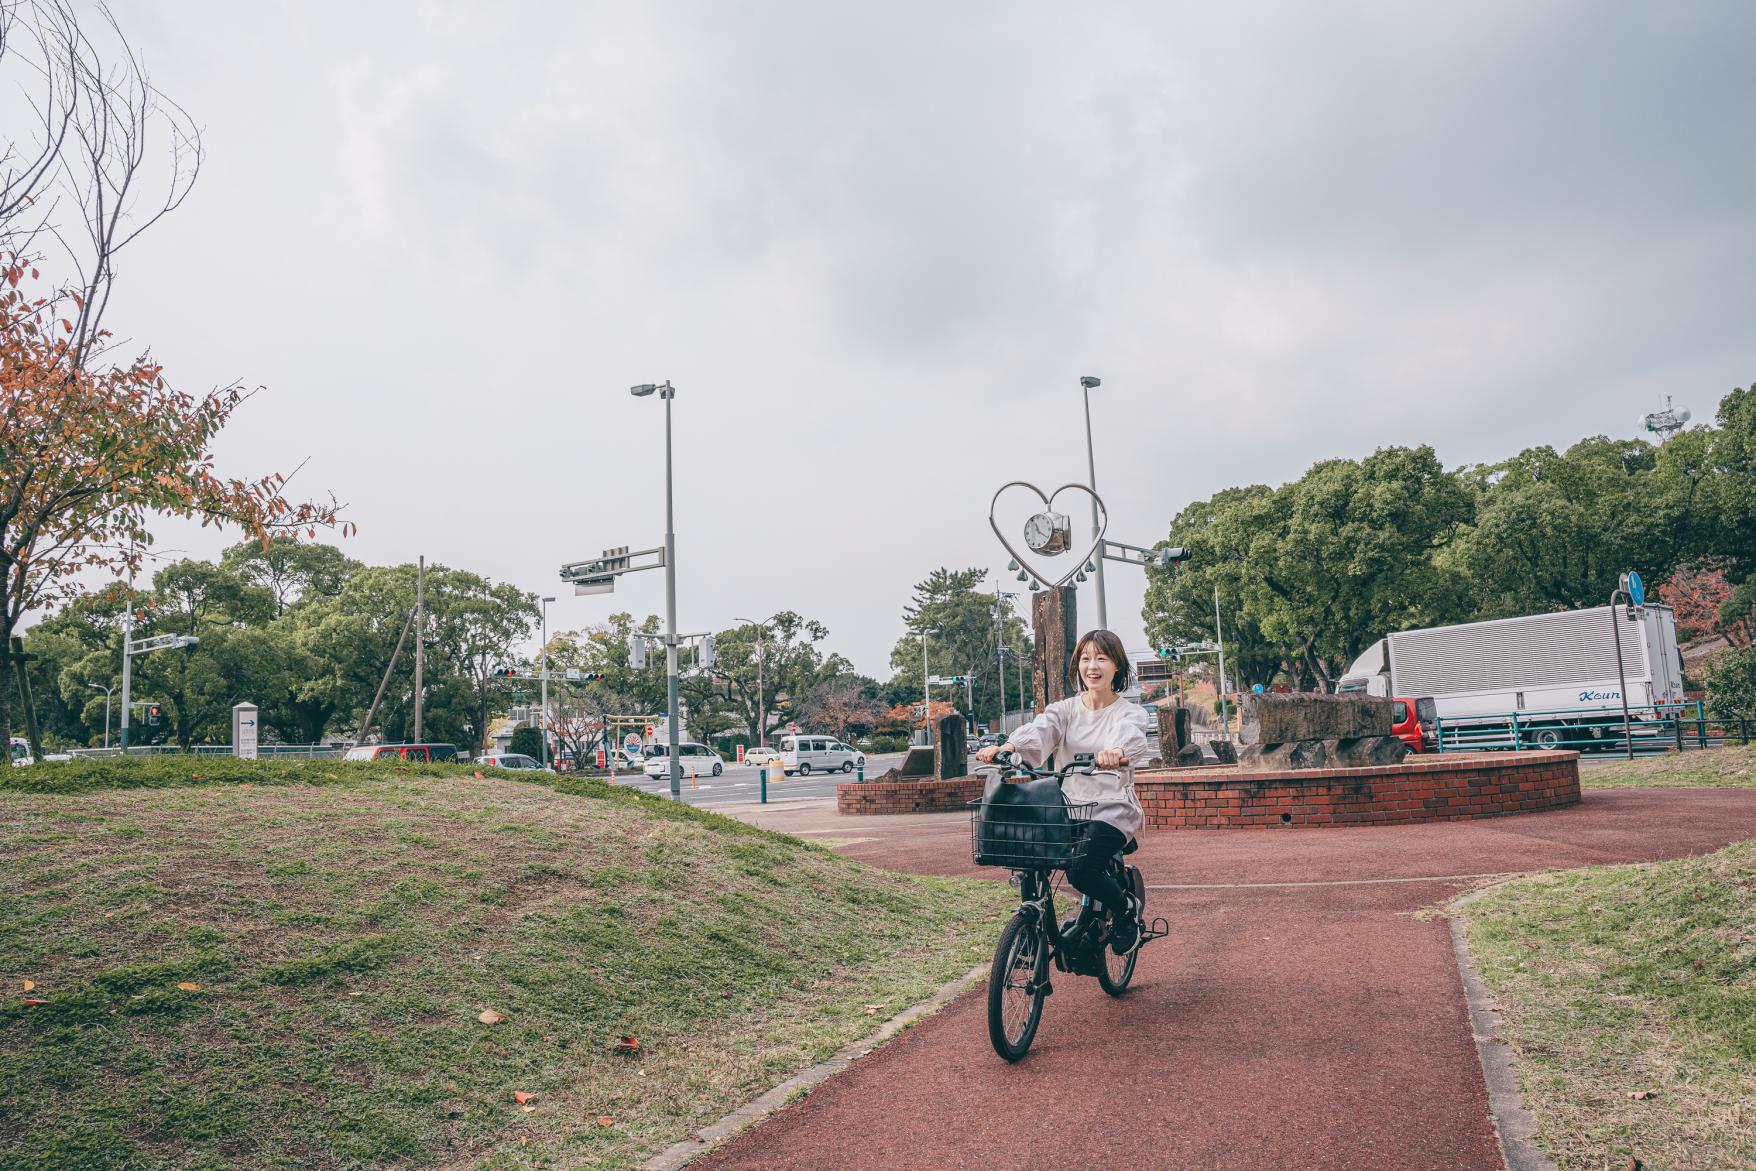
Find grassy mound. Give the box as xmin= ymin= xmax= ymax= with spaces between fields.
xmin=1465 ymin=840 xmax=1756 ymax=1170
xmin=1582 ymin=744 xmax=1756 ymax=788
xmin=0 ymin=759 xmax=1009 ymax=1169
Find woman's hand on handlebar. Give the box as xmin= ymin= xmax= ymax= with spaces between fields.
xmin=1095 ymin=748 xmax=1128 ymax=770
xmin=975 ymin=744 xmax=1006 ymax=764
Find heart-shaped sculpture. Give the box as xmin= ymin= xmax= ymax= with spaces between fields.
xmin=988 ymin=480 xmax=1108 ymax=591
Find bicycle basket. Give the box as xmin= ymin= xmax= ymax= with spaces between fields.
xmin=969 ymin=776 xmax=1098 ymax=869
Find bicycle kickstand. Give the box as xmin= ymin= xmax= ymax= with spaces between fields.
xmin=1137 ymin=916 xmax=1171 ymax=944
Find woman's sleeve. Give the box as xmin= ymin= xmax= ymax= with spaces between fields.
xmin=1115 ymin=709 xmax=1151 ymax=766
xmin=1004 ymin=703 xmax=1065 ymax=768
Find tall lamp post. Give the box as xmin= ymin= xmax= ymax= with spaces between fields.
xmin=920 ymin=626 xmax=941 ymax=745
xmin=539 ymin=595 xmax=556 ymax=767
xmin=87 ymin=682 xmax=116 ymax=750
xmin=1079 ymin=375 xmax=1107 ymax=629
xmin=734 ymin=616 xmax=771 ymax=748
xmin=631 ymin=380 xmax=683 ymax=799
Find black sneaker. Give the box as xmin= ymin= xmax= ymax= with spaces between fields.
xmin=1109 ymin=898 xmax=1141 ymax=954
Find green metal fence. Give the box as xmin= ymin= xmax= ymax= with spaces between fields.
xmin=1433 ymin=700 xmax=1750 ymax=755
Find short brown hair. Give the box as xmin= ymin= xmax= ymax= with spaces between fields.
xmin=1068 ymin=629 xmax=1132 ymax=693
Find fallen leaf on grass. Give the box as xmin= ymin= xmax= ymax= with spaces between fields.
xmin=474 ymin=771 xmax=485 ymax=779
xmin=21 ymin=980 xmax=32 ymax=992
xmin=613 ymin=1035 xmax=640 ymax=1054
xmin=521 ymin=1105 xmax=536 ymax=1113
xmin=478 ymin=1009 xmax=506 ymax=1025
xmin=863 ymin=1004 xmax=887 ymax=1015
xmin=1627 ymin=1090 xmax=1658 ymax=1101
xmin=514 ymin=1091 xmax=536 ymax=1105
xmin=597 ymin=1116 xmax=614 ymax=1128
xmin=177 ymin=982 xmax=200 ymax=992
xmin=22 ymin=998 xmax=45 ymax=1006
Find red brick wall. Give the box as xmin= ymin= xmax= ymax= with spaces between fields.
xmin=837 ymin=775 xmax=986 ymax=815
xmin=1135 ymin=750 xmax=1580 ymax=829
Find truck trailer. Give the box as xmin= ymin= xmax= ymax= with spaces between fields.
xmin=1337 ymin=605 xmax=1685 ymax=749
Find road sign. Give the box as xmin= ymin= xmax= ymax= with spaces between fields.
xmin=623 ymin=733 xmax=641 ymax=756
xmin=789 ymin=722 xmax=798 ymax=734
xmin=1626 ymin=569 xmax=1645 ymax=607
xmin=232 ymin=702 xmax=258 ymax=760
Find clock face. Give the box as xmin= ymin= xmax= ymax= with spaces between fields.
xmin=1024 ymin=511 xmax=1070 ymax=554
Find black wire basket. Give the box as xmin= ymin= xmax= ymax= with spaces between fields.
xmin=969 ymin=796 xmax=1099 ymax=869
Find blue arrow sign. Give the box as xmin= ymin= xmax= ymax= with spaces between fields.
xmin=1627 ymin=569 xmax=1645 ymax=607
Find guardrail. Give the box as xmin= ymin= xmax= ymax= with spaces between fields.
xmin=1433 ymin=700 xmax=1750 ymax=755
xmin=66 ymin=744 xmax=349 ymax=760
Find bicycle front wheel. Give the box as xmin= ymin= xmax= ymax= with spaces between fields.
xmin=987 ymin=911 xmax=1046 ymax=1062
xmin=1098 ymin=931 xmax=1138 ymax=995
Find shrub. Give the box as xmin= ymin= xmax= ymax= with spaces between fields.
xmin=1704 ymin=646 xmax=1756 ymax=719
xmin=508 ymin=726 xmax=544 ymax=759
xmin=863 ymin=734 xmax=910 ymax=754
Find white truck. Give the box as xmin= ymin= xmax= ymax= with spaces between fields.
xmin=1337 ymin=604 xmax=1685 ymax=750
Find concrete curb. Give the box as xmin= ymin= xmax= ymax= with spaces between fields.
xmin=639 ymin=963 xmax=988 ymax=1171
xmin=1447 ymin=884 xmax=1558 ymax=1171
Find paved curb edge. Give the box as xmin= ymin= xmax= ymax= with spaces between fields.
xmin=639 ymin=962 xmax=988 ymax=1171
xmin=1447 ymin=884 xmax=1559 ymax=1171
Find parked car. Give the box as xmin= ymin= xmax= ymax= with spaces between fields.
xmin=474 ymin=752 xmax=553 ymax=772
xmin=9 ymin=737 xmax=31 ymax=767
xmin=776 ymin=734 xmax=865 ymax=776
xmin=976 ymin=732 xmax=1007 ymax=750
xmin=743 ymin=747 xmax=783 ymax=768
xmin=642 ymin=741 xmax=724 ymax=778
xmin=343 ymin=743 xmax=460 ymax=762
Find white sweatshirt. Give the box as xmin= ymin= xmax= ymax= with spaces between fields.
xmin=1004 ymin=693 xmax=1150 ymax=837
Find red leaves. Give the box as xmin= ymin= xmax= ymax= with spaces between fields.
xmin=613 ymin=1035 xmax=640 ymax=1055
xmin=513 ymin=1090 xmax=536 ymax=1105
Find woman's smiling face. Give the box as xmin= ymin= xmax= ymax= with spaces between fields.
xmin=1077 ymin=643 xmax=1117 ymax=692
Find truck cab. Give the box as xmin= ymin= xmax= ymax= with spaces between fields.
xmin=1391 ymin=697 xmax=1437 ymax=753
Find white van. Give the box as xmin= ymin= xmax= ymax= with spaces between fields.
xmin=778 ymin=734 xmax=865 ymax=776
xmin=642 ymin=741 xmax=724 ymax=778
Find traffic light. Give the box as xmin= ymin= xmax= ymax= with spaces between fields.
xmin=1158 ymin=546 xmax=1191 ymax=569
xmin=700 ymin=634 xmax=715 ymax=670
xmin=628 ymin=634 xmax=647 ymax=669
xmin=495 ymin=667 xmax=519 ymax=678
xmin=147 ymin=704 xmax=160 ymax=725
xmin=1156 ymin=647 xmax=1182 ymax=662
xmin=579 ymin=671 xmax=606 ymax=683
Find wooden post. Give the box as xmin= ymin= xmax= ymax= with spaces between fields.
xmin=8 ymin=638 xmax=43 ymax=762
xmin=1030 ymin=586 xmax=1078 ymax=714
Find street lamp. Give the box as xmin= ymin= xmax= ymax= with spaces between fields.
xmin=631 ymin=379 xmax=684 ymax=798
xmin=920 ymin=627 xmax=941 ymax=744
xmin=539 ymin=596 xmax=556 ymax=767
xmin=87 ymin=682 xmax=116 ymax=750
xmin=1079 ymin=375 xmax=1107 ymax=629
xmin=735 ymin=616 xmax=771 ymax=748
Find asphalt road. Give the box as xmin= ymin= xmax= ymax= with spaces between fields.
xmin=602 ymin=751 xmax=911 ymax=806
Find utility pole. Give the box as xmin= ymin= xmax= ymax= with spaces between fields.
xmin=119 ymin=571 xmax=135 ymax=751
xmin=661 ymin=385 xmax=681 ymax=800
xmin=1214 ymin=585 xmax=1229 ymax=735
xmin=412 ymin=555 xmax=426 ymax=742
xmin=539 ymin=596 xmax=555 ymax=767
xmin=994 ymin=579 xmax=1007 ymax=731
xmin=921 ymin=629 xmax=931 ymax=742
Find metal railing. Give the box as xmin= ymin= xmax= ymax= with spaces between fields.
xmin=1433 ymin=700 xmax=1749 ymax=755
xmin=66 ymin=744 xmax=349 ymax=760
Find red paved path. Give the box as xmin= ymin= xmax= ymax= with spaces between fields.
xmin=694 ymin=789 xmax=1756 ymax=1171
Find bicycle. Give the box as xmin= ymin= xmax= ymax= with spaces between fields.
xmin=969 ymin=751 xmax=1169 ymax=1062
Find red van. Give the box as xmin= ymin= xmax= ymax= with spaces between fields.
xmin=1391 ymin=698 xmax=1437 ymax=753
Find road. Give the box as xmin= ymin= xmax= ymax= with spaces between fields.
xmin=596 ymin=751 xmax=910 ymax=806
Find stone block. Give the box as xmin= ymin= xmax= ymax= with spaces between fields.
xmin=1209 ymin=739 xmax=1238 ymax=765
xmin=1174 ymin=743 xmax=1205 ymax=766
xmin=1241 ymin=739 xmax=1330 ymax=770
xmin=1155 ymin=704 xmax=1190 ymax=756
xmin=1239 ymin=693 xmax=1393 ymax=745
xmin=935 ymin=713 xmax=968 ymax=780
xmin=1332 ymin=736 xmax=1409 ymax=767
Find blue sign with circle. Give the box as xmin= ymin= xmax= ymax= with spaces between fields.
xmin=1627 ymin=569 xmax=1645 ymax=607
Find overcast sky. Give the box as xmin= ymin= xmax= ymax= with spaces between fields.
xmin=54 ymin=1 xmax=1756 ymax=677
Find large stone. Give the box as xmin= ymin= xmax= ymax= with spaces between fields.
xmin=1239 ymin=693 xmax=1393 ymax=745
xmin=1209 ymin=738 xmax=1238 ymax=765
xmin=1332 ymin=736 xmax=1409 ymax=767
xmin=1031 ymin=586 xmax=1078 ymax=712
xmin=934 ymin=713 xmax=968 ymax=780
xmin=1175 ymin=743 xmax=1205 ymax=766
xmin=1240 ymin=739 xmax=1331 ymax=770
xmin=1155 ymin=703 xmax=1191 ymax=756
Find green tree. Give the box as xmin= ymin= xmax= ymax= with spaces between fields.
xmin=886 ymin=569 xmax=1029 ymax=726
xmin=714 ymin=613 xmax=852 ymax=745
xmin=508 ymin=725 xmax=543 ymax=759
xmin=1704 ymin=647 xmax=1756 ymax=719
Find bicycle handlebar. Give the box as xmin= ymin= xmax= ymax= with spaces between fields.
xmin=979 ymin=750 xmax=1110 ymax=782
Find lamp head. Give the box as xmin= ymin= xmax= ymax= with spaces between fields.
xmin=630 ymin=384 xmax=657 ymax=397
xmin=1079 ymin=376 xmax=1101 ymax=389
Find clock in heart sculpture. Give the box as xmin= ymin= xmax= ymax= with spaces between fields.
xmin=989 ymin=481 xmax=1107 ymax=591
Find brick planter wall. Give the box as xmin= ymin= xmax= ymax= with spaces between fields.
xmin=1135 ymin=750 xmax=1580 ymax=829
xmin=837 ymin=775 xmax=986 ymax=815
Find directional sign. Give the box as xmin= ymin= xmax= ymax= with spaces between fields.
xmin=232 ymin=702 xmax=259 ymax=760
xmin=1626 ymin=569 xmax=1645 ymax=607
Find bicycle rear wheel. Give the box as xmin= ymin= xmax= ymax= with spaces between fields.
xmin=1098 ymin=931 xmax=1138 ymax=995
xmin=987 ymin=912 xmax=1045 ymax=1061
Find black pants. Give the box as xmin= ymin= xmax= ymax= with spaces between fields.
xmin=1065 ymin=822 xmax=1132 ymax=916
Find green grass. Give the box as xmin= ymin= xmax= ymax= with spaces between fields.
xmin=1465 ymin=840 xmax=1756 ymax=1170
xmin=0 ymin=759 xmax=1010 ymax=1169
xmin=1582 ymin=744 xmax=1756 ymax=788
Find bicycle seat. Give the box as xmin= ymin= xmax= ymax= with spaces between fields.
xmin=1122 ymin=838 xmax=1139 ymax=856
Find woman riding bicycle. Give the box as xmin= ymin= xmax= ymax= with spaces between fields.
xmin=974 ymin=628 xmax=1150 ymax=952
